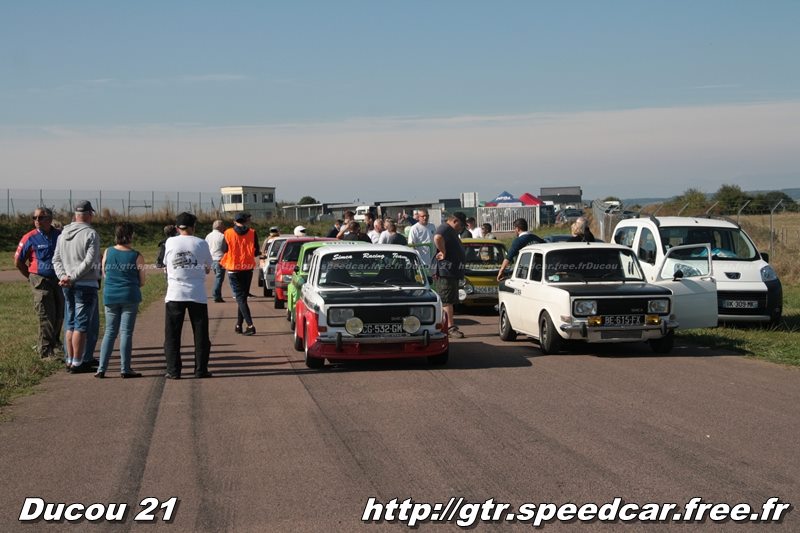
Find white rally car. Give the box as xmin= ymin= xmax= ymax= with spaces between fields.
xmin=293 ymin=244 xmax=450 ymax=369
xmin=498 ymin=242 xmax=718 ymax=354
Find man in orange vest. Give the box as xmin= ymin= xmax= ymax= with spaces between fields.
xmin=220 ymin=212 xmax=260 ymax=335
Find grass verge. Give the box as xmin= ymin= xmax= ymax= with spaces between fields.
xmin=678 ymin=285 xmax=800 ymax=366
xmin=0 ymin=274 xmax=166 ymax=412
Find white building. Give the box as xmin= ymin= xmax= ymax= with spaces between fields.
xmin=220 ymin=185 xmax=277 ymax=219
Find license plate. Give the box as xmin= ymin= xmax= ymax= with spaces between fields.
xmin=723 ymin=300 xmax=758 ymax=309
xmin=362 ymin=323 xmax=405 ymax=335
xmin=602 ymin=315 xmax=643 ymax=327
xmin=474 ymin=286 xmax=498 ymax=294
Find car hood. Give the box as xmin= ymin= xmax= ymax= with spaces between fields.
xmin=319 ymin=289 xmax=438 ymax=304
xmin=555 ymin=283 xmax=671 ymax=297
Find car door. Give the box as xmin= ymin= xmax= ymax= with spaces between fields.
xmin=503 ymin=252 xmax=533 ymax=334
xmin=652 ymin=244 xmax=717 ymax=329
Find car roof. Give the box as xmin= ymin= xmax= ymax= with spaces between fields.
xmin=618 ymin=216 xmax=738 ymax=229
xmin=314 ymin=244 xmax=419 ymax=257
xmin=520 ymin=241 xmax=630 ymax=253
xmin=461 ymin=238 xmax=507 ymax=246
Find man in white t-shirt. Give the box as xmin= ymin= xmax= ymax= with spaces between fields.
xmin=164 ymin=212 xmax=213 ymax=379
xmin=407 ymin=208 xmax=437 ymax=267
xmin=205 ymin=219 xmax=226 ymax=302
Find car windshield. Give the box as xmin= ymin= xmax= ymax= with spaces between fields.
xmin=544 ymin=248 xmax=644 ymax=282
xmin=658 ymin=226 xmax=758 ymax=260
xmin=268 ymin=239 xmax=287 ymax=260
xmin=299 ymin=247 xmax=321 ymax=272
xmin=281 ymin=241 xmax=305 ymax=262
xmin=463 ymin=243 xmax=506 ymax=272
xmin=319 ymin=251 xmax=427 ymax=287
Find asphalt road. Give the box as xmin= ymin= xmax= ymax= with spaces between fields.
xmin=1 ymin=277 xmax=798 ymax=532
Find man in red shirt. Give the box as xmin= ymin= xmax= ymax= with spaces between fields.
xmin=15 ymin=207 xmax=64 ymax=358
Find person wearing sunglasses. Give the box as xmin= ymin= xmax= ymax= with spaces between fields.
xmin=14 ymin=207 xmax=65 ymax=359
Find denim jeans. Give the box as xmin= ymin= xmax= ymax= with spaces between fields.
xmin=212 ymin=261 xmax=226 ymax=300
xmin=98 ymin=303 xmax=139 ymax=373
xmin=62 ymin=288 xmax=100 ymax=364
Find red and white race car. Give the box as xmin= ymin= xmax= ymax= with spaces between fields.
xmin=293 ymin=244 xmax=449 ymax=368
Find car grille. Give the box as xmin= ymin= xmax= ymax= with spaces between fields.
xmin=353 ymin=306 xmax=410 ymax=324
xmin=600 ymin=330 xmax=642 ymax=340
xmin=595 ymin=298 xmax=650 ymax=315
xmin=717 ymin=291 xmax=767 ymax=315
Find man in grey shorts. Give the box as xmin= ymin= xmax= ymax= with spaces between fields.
xmin=433 ymin=212 xmax=467 ymax=338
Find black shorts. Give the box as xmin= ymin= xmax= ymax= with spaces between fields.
xmin=435 ymin=277 xmax=460 ymax=305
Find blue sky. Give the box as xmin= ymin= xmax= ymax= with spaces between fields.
xmin=1 ymin=1 xmax=799 ymax=203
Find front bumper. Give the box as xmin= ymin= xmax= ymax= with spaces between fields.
xmin=559 ymin=319 xmax=678 ymax=343
xmin=309 ymin=331 xmax=448 ymax=359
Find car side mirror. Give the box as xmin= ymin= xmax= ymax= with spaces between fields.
xmin=760 ymin=252 xmax=769 ymax=263
xmin=673 ymin=270 xmax=684 ymax=281
xmin=293 ymin=265 xmax=300 ymax=273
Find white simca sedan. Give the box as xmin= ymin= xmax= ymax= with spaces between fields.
xmin=293 ymin=245 xmax=450 ymax=368
xmin=498 ymin=242 xmax=717 ymax=354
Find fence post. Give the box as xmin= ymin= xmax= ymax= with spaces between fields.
xmin=769 ymin=200 xmax=783 ymax=260
xmin=6 ymin=189 xmax=9 ymax=217
xmin=177 ymin=191 xmax=180 ymax=213
xmin=98 ymin=190 xmax=102 ymax=215
xmin=736 ymin=200 xmax=751 ymax=224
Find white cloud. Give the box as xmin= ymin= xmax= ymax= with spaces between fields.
xmin=1 ymin=101 xmax=798 ymax=202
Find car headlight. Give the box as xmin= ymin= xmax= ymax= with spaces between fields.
xmin=573 ymin=300 xmax=597 ymax=316
xmin=328 ymin=308 xmax=355 ymax=325
xmin=402 ymin=316 xmax=421 ymax=333
xmin=761 ymin=265 xmax=779 ymax=282
xmin=408 ymin=306 xmax=435 ymax=324
xmin=345 ymin=317 xmax=364 ymax=335
xmin=464 ymin=283 xmax=474 ymax=294
xmin=647 ymin=299 xmax=670 ymax=314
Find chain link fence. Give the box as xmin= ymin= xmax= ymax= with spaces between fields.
xmin=2 ymin=189 xmax=221 ymax=218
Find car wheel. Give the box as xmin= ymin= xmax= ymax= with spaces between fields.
xmin=768 ymin=308 xmax=783 ymax=328
xmin=539 ymin=312 xmax=562 ymax=355
xmin=649 ymin=331 xmax=674 ymax=354
xmin=427 ymin=348 xmax=449 ymax=366
xmin=499 ymin=306 xmax=517 ymax=342
xmin=289 ymin=309 xmax=296 ymax=331
xmin=304 ymin=324 xmax=324 ymax=369
xmin=293 ymin=319 xmax=304 ymax=351
xmin=274 ymin=297 xmax=285 ymax=310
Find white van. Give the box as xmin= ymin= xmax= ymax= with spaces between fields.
xmin=612 ymin=216 xmax=783 ymax=324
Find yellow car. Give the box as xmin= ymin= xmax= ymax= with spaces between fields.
xmin=458 ymin=238 xmax=508 ymax=308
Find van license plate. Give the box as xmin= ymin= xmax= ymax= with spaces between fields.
xmin=723 ymin=300 xmax=758 ymax=309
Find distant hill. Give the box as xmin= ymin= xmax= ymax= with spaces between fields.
xmin=620 ymin=188 xmax=800 ymax=207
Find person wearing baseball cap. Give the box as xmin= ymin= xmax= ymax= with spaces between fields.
xmin=220 ymin=212 xmax=259 ymax=335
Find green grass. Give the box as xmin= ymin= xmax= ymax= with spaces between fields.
xmin=678 ymin=285 xmax=800 ymax=366
xmin=0 ymin=274 xmax=166 ymax=412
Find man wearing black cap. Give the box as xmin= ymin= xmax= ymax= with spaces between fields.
xmin=219 ymin=212 xmax=259 ymax=336
xmin=53 ymin=200 xmax=101 ymax=372
xmin=163 ymin=212 xmax=213 ymax=379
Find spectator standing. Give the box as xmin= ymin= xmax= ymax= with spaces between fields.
xmin=220 ymin=213 xmax=259 ymax=336
xmin=568 ymin=217 xmax=596 ymax=242
xmin=52 ymin=200 xmax=101 ymax=373
xmin=326 ymin=220 xmax=343 ymax=238
xmin=433 ymin=212 xmax=467 ymax=338
xmin=14 ymin=207 xmax=64 ymax=358
xmin=95 ymin=222 xmax=145 ymax=379
xmin=342 ymin=221 xmax=372 ymax=243
xmin=205 ymin=220 xmax=227 ymax=303
xmin=496 ymin=218 xmax=544 ymax=281
xmin=467 ymin=217 xmax=483 ymax=238
xmin=368 ymin=219 xmax=384 ymax=244
xmin=407 ymin=208 xmax=436 ymax=267
xmin=163 ymin=212 xmax=213 ymax=379
xmin=155 ymin=225 xmax=178 ymax=269
xmin=336 ymin=210 xmax=356 ymax=239
xmin=481 ymin=223 xmax=496 ymax=239
xmin=378 ymin=220 xmax=407 ymax=245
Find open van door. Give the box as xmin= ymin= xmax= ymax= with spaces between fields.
xmin=653 ymin=244 xmax=718 ymax=329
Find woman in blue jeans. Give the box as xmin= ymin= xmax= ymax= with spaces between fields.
xmin=95 ymin=223 xmax=146 ymax=378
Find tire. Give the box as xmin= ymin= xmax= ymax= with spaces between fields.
xmin=274 ymin=297 xmax=285 ymax=310
xmin=286 ymin=308 xmax=292 ymax=322
xmin=304 ymin=324 xmax=324 ymax=369
xmin=649 ymin=331 xmax=674 ymax=354
xmin=427 ymin=348 xmax=449 ymax=366
xmin=499 ymin=306 xmax=517 ymax=342
xmin=289 ymin=310 xmax=296 ymax=332
xmin=539 ymin=312 xmax=562 ymax=355
xmin=293 ymin=319 xmax=304 ymax=351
